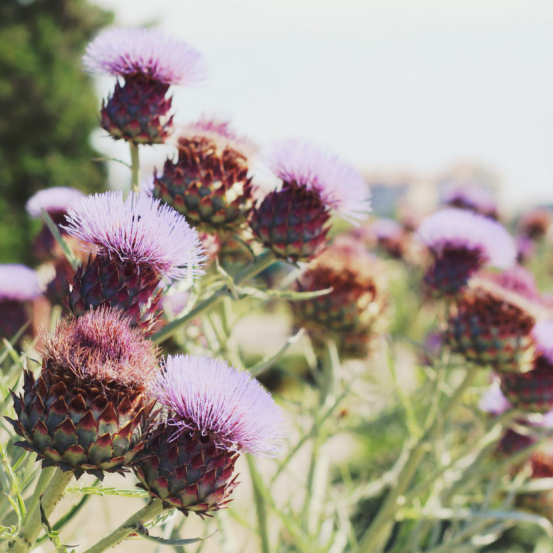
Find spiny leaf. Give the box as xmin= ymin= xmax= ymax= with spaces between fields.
xmin=134 ymin=524 xmax=216 ymax=545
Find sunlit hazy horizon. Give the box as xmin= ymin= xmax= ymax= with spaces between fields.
xmin=91 ymin=0 xmax=553 ymax=211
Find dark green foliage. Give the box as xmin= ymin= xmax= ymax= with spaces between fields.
xmin=0 ymin=0 xmax=113 ymax=262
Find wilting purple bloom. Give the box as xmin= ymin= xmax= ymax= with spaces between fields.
xmin=83 ymin=28 xmax=206 ymax=86
xmin=154 ymin=355 xmax=287 ymax=457
xmin=64 ymin=192 xmax=205 ymax=281
xmin=263 ymin=138 xmax=370 ymax=221
xmin=0 ymin=265 xmax=41 ymax=302
xmin=478 ymin=382 xmax=513 ymax=416
xmin=418 ymin=208 xmax=516 ymax=269
xmin=533 ymin=321 xmax=553 ymax=365
xmin=45 ymin=307 xmax=159 ymax=388
xmin=26 ymin=187 xmax=86 ymax=219
xmin=440 ymin=183 xmax=497 ymax=218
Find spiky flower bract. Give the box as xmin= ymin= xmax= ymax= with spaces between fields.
xmin=134 ymin=355 xmax=286 ymax=515
xmin=440 ymin=183 xmax=498 ymax=219
xmin=444 ymin=277 xmax=539 ymax=372
xmin=154 ymin=117 xmax=254 ymax=233
xmin=500 ymin=321 xmax=553 ymax=413
xmin=9 ymin=308 xmax=160 ymax=478
xmin=418 ymin=208 xmax=516 ymax=296
xmin=251 ymin=139 xmax=370 ymax=262
xmin=64 ymin=192 xmax=205 ymax=327
xmin=291 ymin=235 xmax=388 ymax=359
xmin=0 ymin=265 xmax=40 ymax=340
xmin=84 ymin=28 xmax=206 ymax=144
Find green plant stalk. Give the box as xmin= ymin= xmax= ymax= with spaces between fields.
xmin=130 ymin=142 xmax=140 ymax=193
xmin=23 ymin=467 xmax=56 ymax=525
xmin=247 ymin=456 xmax=271 ymax=553
xmin=152 ymin=250 xmax=276 ymax=344
xmin=82 ymin=498 xmax=164 ymax=553
xmin=358 ymin=365 xmax=479 ymax=553
xmin=11 ymin=468 xmax=73 ymax=553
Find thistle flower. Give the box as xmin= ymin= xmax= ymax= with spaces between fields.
xmin=154 ymin=117 xmax=254 ymax=233
xmin=134 ymin=355 xmax=286 ymax=515
xmin=440 ymin=183 xmax=498 ymax=219
xmin=64 ymin=192 xmax=205 ymax=328
xmin=84 ymin=28 xmax=206 ymax=145
xmin=250 ymin=139 xmax=370 ymax=262
xmin=444 ymin=276 xmax=539 ymax=372
xmin=290 ymin=235 xmax=387 ymax=359
xmin=26 ymin=187 xmax=86 ymax=261
xmin=0 ymin=265 xmax=40 ymax=340
xmin=8 ymin=308 xmax=160 ymax=478
xmin=518 ymin=208 xmax=553 ymax=241
xmin=478 ymin=382 xmax=513 ymax=416
xmin=418 ymin=208 xmax=516 ymax=296
xmin=500 ymin=322 xmax=553 ymax=413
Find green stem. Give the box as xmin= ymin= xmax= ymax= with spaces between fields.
xmin=23 ymin=467 xmax=56 ymax=525
xmin=11 ymin=468 xmax=73 ymax=553
xmin=82 ymin=498 xmax=164 ymax=553
xmin=152 ymin=250 xmax=276 ymax=344
xmin=358 ymin=365 xmax=479 ymax=553
xmin=130 ymin=142 xmax=140 ymax=193
xmin=247 ymin=456 xmax=271 ymax=553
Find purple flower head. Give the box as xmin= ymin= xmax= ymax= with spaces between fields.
xmin=26 ymin=187 xmax=86 ymax=219
xmin=83 ymin=28 xmax=206 ymax=86
xmin=179 ymin=115 xmax=256 ymax=154
xmin=154 ymin=355 xmax=287 ymax=457
xmin=64 ymin=192 xmax=206 ymax=281
xmin=532 ymin=321 xmax=553 ymax=365
xmin=478 ymin=266 xmax=539 ymax=301
xmin=440 ymin=182 xmax=497 ymax=218
xmin=263 ymin=138 xmax=371 ymax=221
xmin=0 ymin=265 xmax=41 ymax=302
xmin=479 ymin=382 xmax=513 ymax=416
xmin=418 ymin=208 xmax=516 ymax=269
xmin=371 ymin=218 xmax=404 ymax=240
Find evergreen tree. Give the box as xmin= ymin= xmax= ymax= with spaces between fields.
xmin=0 ymin=0 xmax=112 ymax=262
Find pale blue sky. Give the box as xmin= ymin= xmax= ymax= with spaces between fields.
xmin=91 ymin=0 xmax=553 ymax=209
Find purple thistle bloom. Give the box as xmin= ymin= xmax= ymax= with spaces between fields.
xmin=532 ymin=321 xmax=553 ymax=365
xmin=418 ymin=208 xmax=516 ymax=270
xmin=478 ymin=382 xmax=512 ymax=416
xmin=0 ymin=265 xmax=41 ymax=302
xmin=83 ymin=28 xmax=206 ymax=86
xmin=440 ymin=183 xmax=498 ymax=219
xmin=26 ymin=187 xmax=86 ymax=219
xmin=262 ymin=138 xmax=371 ymax=221
xmin=64 ymin=192 xmax=206 ymax=281
xmin=154 ymin=355 xmax=287 ymax=457
xmin=371 ymin=218 xmax=404 ymax=240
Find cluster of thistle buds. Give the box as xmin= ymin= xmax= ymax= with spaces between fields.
xmin=10 ymin=188 xmax=286 ymax=522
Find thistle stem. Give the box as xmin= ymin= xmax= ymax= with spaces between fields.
xmin=11 ymin=468 xmax=73 ymax=553
xmin=129 ymin=142 xmax=140 ymax=193
xmin=247 ymin=456 xmax=271 ymax=553
xmin=358 ymin=365 xmax=479 ymax=553
xmin=82 ymin=498 xmax=164 ymax=553
xmin=152 ymin=250 xmax=276 ymax=344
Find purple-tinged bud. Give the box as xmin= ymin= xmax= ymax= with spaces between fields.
xmin=0 ymin=265 xmax=40 ymax=341
xmin=418 ymin=208 xmax=516 ymax=297
xmin=440 ymin=183 xmax=498 ymax=220
xmin=26 ymin=187 xmax=86 ymax=261
xmin=500 ymin=322 xmax=553 ymax=413
xmin=290 ymin=235 xmax=387 ymax=359
xmin=8 ymin=308 xmax=160 ymax=478
xmin=251 ymin=139 xmax=370 ymax=262
xmin=154 ymin=118 xmax=255 ymax=232
xmin=84 ymin=28 xmax=206 ymax=145
xmin=64 ymin=192 xmax=205 ymax=328
xmin=134 ymin=355 xmax=286 ymax=516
